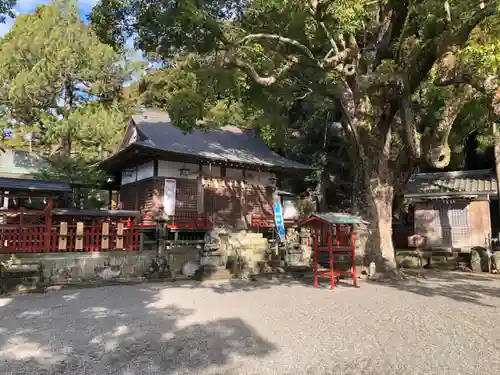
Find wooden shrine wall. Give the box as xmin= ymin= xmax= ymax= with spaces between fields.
xmin=203 ymin=179 xmax=273 ymax=227
xmin=119 ymin=176 xmax=273 ymax=228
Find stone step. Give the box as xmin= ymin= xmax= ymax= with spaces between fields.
xmin=231 ymin=232 xmax=266 ymax=239
xmin=205 ymin=268 xmax=232 ymax=281
xmin=195 ymin=265 xmax=232 ymax=281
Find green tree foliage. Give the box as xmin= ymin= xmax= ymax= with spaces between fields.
xmin=35 ymin=154 xmax=111 ymax=209
xmin=0 ymin=0 xmax=14 ymax=23
xmin=91 ymin=0 xmax=500 ymax=271
xmin=138 ymin=56 xmax=256 ymax=131
xmin=0 ymin=0 xmax=131 ymax=157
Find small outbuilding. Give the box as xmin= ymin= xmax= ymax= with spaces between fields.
xmin=404 ymin=169 xmax=496 ymax=250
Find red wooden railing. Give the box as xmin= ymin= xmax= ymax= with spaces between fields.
xmin=0 ymin=206 xmax=143 ymax=254
xmin=0 ymin=224 xmax=141 ymax=254
xmin=170 ymin=212 xmax=211 ymax=229
xmin=141 ymin=212 xmax=211 ymax=229
xmin=0 ymin=207 xmax=216 ymax=254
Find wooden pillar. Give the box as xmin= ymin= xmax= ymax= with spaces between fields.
xmin=351 ymin=224 xmax=357 ymax=287
xmin=198 ymin=164 xmax=204 ymax=214
xmin=108 ymin=188 xmax=113 ymax=209
xmin=44 ymin=198 xmax=53 ymax=252
xmin=313 ymin=227 xmax=318 ymax=288
xmin=241 ymin=170 xmax=247 ymax=227
xmin=328 ymin=226 xmax=334 ymax=290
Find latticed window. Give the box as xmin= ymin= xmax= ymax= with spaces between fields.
xmin=176 ymin=179 xmax=199 ymax=212
xmin=447 ymin=207 xmax=468 ymax=227
xmin=431 ymin=204 xmax=468 ymax=227
xmin=428 ymin=202 xmax=469 ymax=247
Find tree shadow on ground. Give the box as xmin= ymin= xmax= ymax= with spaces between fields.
xmin=0 ymin=285 xmax=276 ymax=375
xmin=366 ymin=269 xmax=500 ymax=308
xmin=146 ymin=274 xmax=358 ymax=295
xmin=148 ymin=269 xmax=500 ymax=308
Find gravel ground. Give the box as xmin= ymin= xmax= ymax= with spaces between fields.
xmin=1 ymin=271 xmax=500 ymax=375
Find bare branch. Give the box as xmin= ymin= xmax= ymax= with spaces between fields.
xmin=223 ymin=48 xmax=300 ymax=86
xmin=358 ymin=72 xmax=405 ymax=91
xmin=318 ymin=21 xmax=340 ymax=56
xmin=434 ymin=70 xmax=499 ymax=95
xmin=235 ymin=34 xmax=315 ymax=59
xmin=374 ymin=0 xmax=410 ymax=66
xmin=307 ymin=0 xmax=339 ymax=56
xmin=322 ymin=48 xmax=355 ymax=69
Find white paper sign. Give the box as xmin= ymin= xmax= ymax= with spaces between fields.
xmin=163 ymin=179 xmax=177 ymax=215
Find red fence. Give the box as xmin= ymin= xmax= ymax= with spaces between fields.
xmin=0 ymin=222 xmax=141 ymax=254
xmin=0 ymin=209 xmax=214 ymax=254
xmin=0 ymin=208 xmax=143 ymax=254
xmin=141 ymin=212 xmax=211 ymax=229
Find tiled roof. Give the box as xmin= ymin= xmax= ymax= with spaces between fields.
xmin=308 ymin=212 xmax=368 ymax=225
xmin=130 ymin=110 xmax=313 ymax=171
xmin=0 ymin=178 xmax=71 ymax=192
xmin=404 ymin=169 xmax=497 ymax=197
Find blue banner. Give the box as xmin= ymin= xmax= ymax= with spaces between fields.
xmin=273 ymin=198 xmax=286 ymax=242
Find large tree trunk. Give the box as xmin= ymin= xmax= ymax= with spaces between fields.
xmin=366 ymin=177 xmax=397 ymax=272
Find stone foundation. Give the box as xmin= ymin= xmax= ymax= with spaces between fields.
xmin=222 ymin=231 xmax=270 ymax=272
xmin=3 ymin=251 xmax=157 ymax=285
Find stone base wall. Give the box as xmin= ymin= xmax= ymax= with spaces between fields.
xmin=395 ymin=250 xmax=464 ymax=269
xmin=3 ymin=251 xmax=157 ymax=284
xmin=219 ymin=231 xmax=270 ymax=272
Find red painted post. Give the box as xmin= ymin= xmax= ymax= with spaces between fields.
xmin=44 ymin=199 xmax=53 ymax=252
xmin=90 ymin=220 xmax=95 ymax=252
xmin=329 ymin=227 xmax=334 ymax=290
xmin=313 ymin=228 xmax=318 ymax=288
xmin=351 ymin=224 xmax=357 ymax=287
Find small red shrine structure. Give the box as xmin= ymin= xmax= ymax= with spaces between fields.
xmin=300 ymin=213 xmax=366 ymax=290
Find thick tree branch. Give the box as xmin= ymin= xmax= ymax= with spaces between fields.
xmin=406 ymin=2 xmax=495 ymax=94
xmin=374 ymin=0 xmax=410 ymax=66
xmin=424 ymin=84 xmax=474 ymax=168
xmin=235 ymin=34 xmax=315 ymax=59
xmin=358 ymin=71 xmax=405 ymax=91
xmin=307 ymin=0 xmax=339 ymax=56
xmin=322 ymin=48 xmax=356 ymax=69
xmin=399 ymin=97 xmax=421 ymax=160
xmin=455 ymin=2 xmax=496 ymax=46
xmin=223 ymin=49 xmax=300 ymax=86
xmin=435 ymin=71 xmax=499 ymax=95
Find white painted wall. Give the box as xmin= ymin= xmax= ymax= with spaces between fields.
xmin=245 ymin=170 xmax=275 ymax=185
xmin=122 ymin=159 xmax=278 ymax=185
xmin=158 ymin=160 xmax=198 ymax=179
xmin=121 ymin=161 xmax=154 ymax=185
xmin=121 ymin=166 xmax=136 ymax=185
xmin=202 ymin=164 xmax=221 ymax=177
xmin=226 ymin=167 xmax=244 ymax=180
xmin=136 ymin=161 xmax=154 ymax=181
